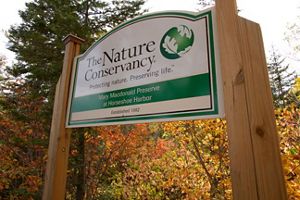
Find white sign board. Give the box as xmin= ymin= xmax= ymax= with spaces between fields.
xmin=66 ymin=8 xmax=224 ymax=127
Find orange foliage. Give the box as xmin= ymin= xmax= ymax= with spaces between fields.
xmin=0 ymin=85 xmax=48 ymax=199
xmin=276 ymin=105 xmax=300 ymax=199
xmin=1 ymin=88 xmax=299 ymax=199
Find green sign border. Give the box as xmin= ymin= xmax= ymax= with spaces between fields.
xmin=67 ymin=9 xmax=221 ymax=127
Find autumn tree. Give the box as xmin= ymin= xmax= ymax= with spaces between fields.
xmin=162 ymin=120 xmax=231 ymax=199
xmin=275 ymin=105 xmax=300 ymax=199
xmin=1 ymin=0 xmax=146 ymax=198
xmin=80 ymin=124 xmax=153 ymax=199
xmin=83 ymin=113 xmax=299 ymax=199
xmin=99 ymin=120 xmax=232 ymax=199
xmin=0 ymin=54 xmax=49 ymax=199
xmin=0 ymin=81 xmax=48 ymax=199
xmin=289 ymin=77 xmax=300 ymax=107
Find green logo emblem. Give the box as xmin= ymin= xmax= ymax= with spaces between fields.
xmin=160 ymin=25 xmax=194 ymax=59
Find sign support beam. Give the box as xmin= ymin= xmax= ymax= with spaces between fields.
xmin=42 ymin=35 xmax=84 ymax=200
xmin=215 ymin=0 xmax=287 ymax=199
xmin=42 ymin=2 xmax=288 ymax=198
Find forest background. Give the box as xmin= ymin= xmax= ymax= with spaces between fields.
xmin=0 ymin=0 xmax=299 ymax=199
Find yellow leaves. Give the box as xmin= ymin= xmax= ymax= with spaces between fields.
xmin=104 ymin=120 xmax=231 ymax=199
xmin=213 ymin=145 xmax=219 ymax=151
xmin=81 ymin=105 xmax=298 ymax=199
xmin=290 ymin=77 xmax=300 ymax=97
xmin=0 ymin=111 xmax=48 ymax=198
xmin=84 ymin=131 xmax=91 ymax=140
xmin=275 ymin=105 xmax=300 ymax=198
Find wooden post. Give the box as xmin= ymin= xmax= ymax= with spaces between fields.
xmin=215 ymin=0 xmax=287 ymax=199
xmin=43 ymin=35 xmax=84 ymax=200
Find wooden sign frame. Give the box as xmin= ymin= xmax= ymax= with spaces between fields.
xmin=216 ymin=0 xmax=287 ymax=199
xmin=42 ymin=35 xmax=84 ymax=200
xmin=42 ymin=0 xmax=287 ymax=199
xmin=66 ymin=9 xmax=224 ymax=128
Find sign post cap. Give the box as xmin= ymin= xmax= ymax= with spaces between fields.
xmin=63 ymin=34 xmax=85 ymax=45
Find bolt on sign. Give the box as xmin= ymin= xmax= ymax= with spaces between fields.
xmin=66 ymin=8 xmax=224 ymax=127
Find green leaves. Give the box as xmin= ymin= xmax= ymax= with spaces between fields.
xmin=2 ymin=1 xmax=147 ymax=199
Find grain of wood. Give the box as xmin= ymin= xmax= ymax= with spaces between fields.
xmin=42 ymin=35 xmax=84 ymax=200
xmin=238 ymin=17 xmax=287 ymax=199
xmin=216 ymin=1 xmax=258 ymax=198
xmin=216 ymin=0 xmax=287 ymax=199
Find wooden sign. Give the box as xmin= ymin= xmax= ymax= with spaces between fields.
xmin=43 ymin=0 xmax=287 ymax=199
xmin=66 ymin=9 xmax=224 ymax=127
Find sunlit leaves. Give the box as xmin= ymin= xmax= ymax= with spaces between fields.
xmin=82 ymin=105 xmax=299 ymax=199
xmin=0 ymin=94 xmax=47 ymax=199
xmin=1 ymin=101 xmax=299 ymax=199
xmin=275 ymin=104 xmax=300 ymax=199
